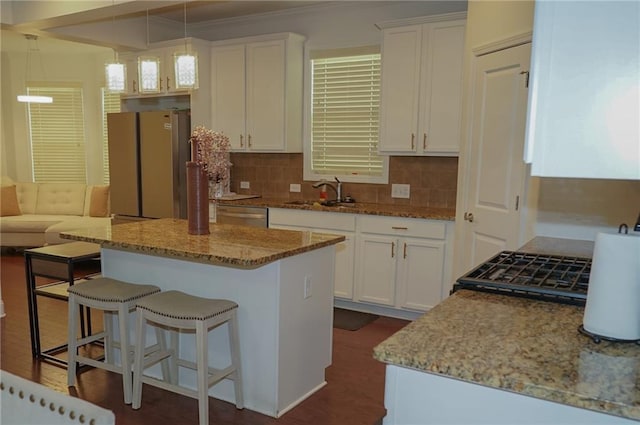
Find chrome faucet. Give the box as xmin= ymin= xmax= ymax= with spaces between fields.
xmin=312 ymin=177 xmax=342 ymax=203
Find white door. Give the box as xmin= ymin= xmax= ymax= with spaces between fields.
xmin=246 ymin=40 xmax=286 ymax=151
xmin=460 ymin=43 xmax=531 ymax=270
xmin=211 ymin=45 xmax=246 ymax=150
xmin=378 ymin=25 xmax=422 ymax=153
xmin=397 ymin=238 xmax=446 ymax=311
xmin=356 ymin=234 xmax=396 ymax=306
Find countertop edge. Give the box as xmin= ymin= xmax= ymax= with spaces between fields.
xmin=217 ymin=198 xmax=456 ymax=221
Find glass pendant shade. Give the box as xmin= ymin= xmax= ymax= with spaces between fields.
xmin=138 ymin=57 xmax=160 ymax=93
xmin=105 ymin=62 xmax=126 ymax=93
xmin=174 ymin=53 xmax=198 ymax=89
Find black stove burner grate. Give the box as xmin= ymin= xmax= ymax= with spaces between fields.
xmin=453 ymin=251 xmax=592 ymax=305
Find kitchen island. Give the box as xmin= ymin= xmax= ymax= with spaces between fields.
xmin=374 ymin=237 xmax=640 ymax=424
xmin=62 ymin=218 xmax=344 ymax=418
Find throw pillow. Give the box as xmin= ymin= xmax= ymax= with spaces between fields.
xmin=89 ymin=185 xmax=110 ymax=217
xmin=1 ymin=185 xmax=22 ymax=216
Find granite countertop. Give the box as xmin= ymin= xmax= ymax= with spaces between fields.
xmin=61 ymin=218 xmax=345 ymax=269
xmin=217 ymin=197 xmax=456 ymax=221
xmin=373 ymin=237 xmax=640 ymax=421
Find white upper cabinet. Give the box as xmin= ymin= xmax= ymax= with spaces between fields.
xmin=525 ymin=1 xmax=640 ymax=179
xmin=378 ymin=13 xmax=466 ymax=156
xmin=211 ymin=33 xmax=305 ymax=153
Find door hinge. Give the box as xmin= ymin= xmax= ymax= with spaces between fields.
xmin=520 ymin=71 xmax=530 ymax=88
xmin=515 ymin=195 xmax=520 ymax=211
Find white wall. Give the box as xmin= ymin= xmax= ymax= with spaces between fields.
xmin=0 ymin=48 xmax=112 ymax=183
xmin=190 ymin=1 xmax=466 ymax=48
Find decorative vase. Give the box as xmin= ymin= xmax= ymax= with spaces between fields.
xmin=186 ymin=161 xmax=210 ymax=235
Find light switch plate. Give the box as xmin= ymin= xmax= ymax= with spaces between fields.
xmin=240 ymin=181 xmax=250 ymax=189
xmin=290 ymin=183 xmax=301 ymax=192
xmin=391 ymin=184 xmax=410 ymax=199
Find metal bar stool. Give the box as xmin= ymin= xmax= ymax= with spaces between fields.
xmin=67 ymin=277 xmax=161 ymax=404
xmin=132 ymin=290 xmax=244 ymax=425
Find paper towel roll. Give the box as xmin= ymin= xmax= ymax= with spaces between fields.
xmin=583 ymin=231 xmax=640 ymax=340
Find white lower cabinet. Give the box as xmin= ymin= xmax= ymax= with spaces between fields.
xmin=269 ymin=208 xmax=356 ymax=299
xmin=356 ymin=215 xmax=450 ymax=312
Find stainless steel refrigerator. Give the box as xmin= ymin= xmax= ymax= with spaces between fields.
xmin=107 ymin=110 xmax=191 ymax=219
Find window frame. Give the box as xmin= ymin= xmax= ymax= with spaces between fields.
xmin=101 ymin=88 xmax=121 ymax=184
xmin=303 ymin=46 xmax=389 ymax=184
xmin=27 ymin=82 xmax=87 ymax=183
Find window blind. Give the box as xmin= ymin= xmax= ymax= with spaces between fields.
xmin=27 ymin=85 xmax=86 ymax=183
xmin=311 ymin=53 xmax=383 ymax=176
xmin=102 ymin=89 xmax=121 ymax=183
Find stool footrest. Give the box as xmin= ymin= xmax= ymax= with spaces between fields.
xmin=140 ymin=375 xmax=199 ymax=401
xmin=74 ymin=355 xmax=123 ymax=374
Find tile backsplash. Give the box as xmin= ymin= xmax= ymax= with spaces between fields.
xmin=229 ymin=153 xmax=458 ymax=209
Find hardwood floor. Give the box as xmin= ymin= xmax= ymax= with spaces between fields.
xmin=0 ymin=251 xmax=409 ymax=425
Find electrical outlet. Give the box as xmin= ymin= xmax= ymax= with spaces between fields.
xmin=240 ymin=181 xmax=250 ymax=189
xmin=290 ymin=183 xmax=301 ymax=192
xmin=304 ymin=275 xmax=312 ymax=299
xmin=391 ymin=184 xmax=410 ymax=199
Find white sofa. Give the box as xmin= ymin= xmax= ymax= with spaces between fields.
xmin=0 ymin=176 xmax=112 ymax=247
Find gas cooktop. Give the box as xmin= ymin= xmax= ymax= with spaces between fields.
xmin=453 ymin=251 xmax=592 ymax=306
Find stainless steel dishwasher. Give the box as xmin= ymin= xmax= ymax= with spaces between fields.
xmin=215 ymin=204 xmax=268 ymax=228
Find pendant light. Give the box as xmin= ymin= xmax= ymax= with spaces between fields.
xmin=138 ymin=9 xmax=160 ymax=93
xmin=16 ymin=35 xmax=53 ymax=104
xmin=174 ymin=2 xmax=198 ymax=90
xmin=105 ymin=2 xmax=126 ymax=93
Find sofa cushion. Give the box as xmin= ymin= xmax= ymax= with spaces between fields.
xmin=1 ymin=185 xmax=22 ymax=216
xmin=15 ymin=182 xmax=39 ymax=214
xmin=35 ymin=183 xmax=86 ymax=216
xmin=44 ymin=216 xmax=112 ymax=244
xmin=83 ymin=185 xmax=110 ymax=217
xmin=0 ymin=214 xmax=67 ymax=233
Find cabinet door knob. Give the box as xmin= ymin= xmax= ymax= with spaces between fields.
xmin=464 ymin=212 xmax=474 ymax=222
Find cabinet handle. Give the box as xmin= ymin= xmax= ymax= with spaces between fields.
xmin=240 ymin=134 xmax=244 ymax=148
xmin=391 ymin=241 xmax=395 ymax=258
xmin=132 ymin=80 xmax=137 ymax=93
xmin=411 ymin=133 xmax=415 ymax=150
xmin=423 ymin=133 xmax=427 ymax=150
xmin=166 ymin=77 xmax=170 ymax=91
xmin=403 ymin=242 xmax=407 ymax=259
xmin=160 ymin=77 xmax=163 ymax=91
xmin=464 ymin=212 xmax=474 ymax=222
xmin=391 ymin=226 xmax=408 ymax=230
xmin=248 ymin=134 xmax=252 ymax=148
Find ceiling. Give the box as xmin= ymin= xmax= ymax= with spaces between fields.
xmin=1 ymin=1 xmax=330 ymax=52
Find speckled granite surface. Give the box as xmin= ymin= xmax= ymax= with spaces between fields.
xmin=217 ymin=197 xmax=455 ymax=221
xmin=374 ymin=237 xmax=640 ymax=421
xmin=61 ymin=218 xmax=344 ymax=269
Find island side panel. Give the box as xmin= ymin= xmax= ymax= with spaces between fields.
xmin=100 ymin=245 xmax=336 ymax=418
xmin=383 ymin=365 xmax=637 ymax=425
xmin=276 ymin=245 xmax=335 ymax=416
xmin=100 ymin=247 xmax=281 ymax=417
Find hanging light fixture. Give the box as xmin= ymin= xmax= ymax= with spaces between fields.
xmin=138 ymin=9 xmax=160 ymax=93
xmin=105 ymin=2 xmax=126 ymax=93
xmin=174 ymin=2 xmax=198 ymax=90
xmin=17 ymin=34 xmax=53 ymax=104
